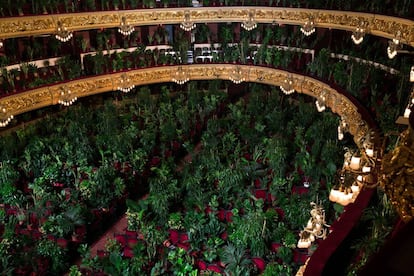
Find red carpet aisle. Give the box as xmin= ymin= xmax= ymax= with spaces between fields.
xmin=86 ymin=142 xmax=203 ymax=258
xmin=89 ymin=215 xmax=128 ymax=257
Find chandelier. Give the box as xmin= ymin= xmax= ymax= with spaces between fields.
xmin=387 ymin=31 xmax=401 ymax=59
xmin=180 ymin=12 xmax=196 ymax=32
xmin=172 ymin=66 xmax=189 ymax=85
xmin=300 ymin=19 xmax=315 ymax=36
xmin=297 ymin=202 xmax=330 ymax=249
xmin=403 ymin=91 xmax=414 ymax=118
xmin=55 ymin=21 xmax=73 ymax=42
xmin=279 ymin=76 xmax=295 ymax=95
xmin=0 ymin=106 xmax=14 ymax=127
xmin=241 ymin=11 xmax=257 ymax=31
xmin=329 ymin=133 xmax=378 ymax=206
xmin=58 ymin=86 xmax=77 ymax=106
xmin=315 ymin=92 xmax=326 ymax=112
xmin=229 ymin=66 xmax=246 ymax=84
xmin=117 ymin=73 xmax=135 ymax=92
xmin=410 ymin=66 xmax=414 ymax=82
xmin=337 ymin=117 xmax=348 ymax=141
xmin=351 ymin=28 xmax=365 ymax=45
xmin=118 ymin=16 xmax=134 ymax=36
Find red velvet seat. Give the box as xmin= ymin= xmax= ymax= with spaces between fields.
xmin=123 ymin=247 xmax=134 ymax=258
xmin=252 ymin=257 xmax=266 ymax=272
xmin=168 ymin=229 xmax=180 ymax=244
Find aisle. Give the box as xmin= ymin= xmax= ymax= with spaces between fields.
xmin=86 ymin=142 xmax=203 ymax=258
xmin=89 ymin=215 xmax=128 ymax=257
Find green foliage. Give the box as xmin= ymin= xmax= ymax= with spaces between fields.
xmin=221 ymin=243 xmax=251 ymax=275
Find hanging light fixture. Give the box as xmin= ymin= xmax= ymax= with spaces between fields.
xmin=337 ymin=117 xmax=348 ymax=141
xmin=229 ymin=66 xmax=245 ymax=84
xmin=300 ymin=18 xmax=315 ymax=36
xmin=117 ymin=73 xmax=135 ymax=92
xmin=55 ymin=20 xmax=73 ymax=42
xmin=180 ymin=11 xmax=196 ymax=32
xmin=387 ymin=31 xmax=401 ymax=59
xmin=118 ymin=16 xmax=134 ymax=36
xmin=403 ymin=90 xmax=414 ymax=118
xmin=241 ymin=11 xmax=257 ymax=31
xmin=351 ymin=21 xmax=366 ymax=45
xmin=172 ymin=66 xmax=189 ymax=85
xmin=0 ymin=106 xmax=14 ymax=127
xmin=315 ymin=92 xmax=326 ymax=112
xmin=279 ymin=76 xmax=295 ymax=95
xmin=58 ymin=86 xmax=77 ymax=106
xmin=297 ymin=202 xmax=330 ymax=249
xmin=329 ymin=132 xmax=378 ymax=206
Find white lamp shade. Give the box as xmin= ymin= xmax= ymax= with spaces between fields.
xmin=362 ymin=166 xmax=371 ymax=173
xmin=349 ymin=156 xmax=361 ymax=170
xmin=365 ymin=148 xmax=374 ymax=157
xmin=351 ymin=183 xmax=361 ymax=193
xmin=329 ymin=189 xmax=341 ymax=202
xmin=404 ymin=108 xmax=411 ymax=118
xmin=297 ymin=239 xmax=311 ymax=249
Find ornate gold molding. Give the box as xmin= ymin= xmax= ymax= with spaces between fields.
xmin=0 ymin=8 xmax=413 ymax=46
xmin=0 ymin=64 xmax=370 ymax=144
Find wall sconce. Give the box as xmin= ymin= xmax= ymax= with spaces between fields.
xmin=58 ymin=86 xmax=77 ymax=106
xmin=172 ymin=66 xmax=189 ymax=85
xmin=118 ymin=16 xmax=134 ymax=36
xmin=0 ymin=40 xmax=3 ymax=48
xmin=180 ymin=12 xmax=196 ymax=32
xmin=0 ymin=106 xmax=14 ymax=127
xmin=297 ymin=202 xmax=329 ymax=249
xmin=241 ymin=11 xmax=257 ymax=31
xmin=300 ymin=18 xmax=315 ymax=36
xmin=279 ymin=75 xmax=295 ymax=95
xmin=117 ymin=73 xmax=135 ymax=92
xmin=229 ymin=66 xmax=246 ymax=84
xmin=55 ymin=21 xmax=73 ymax=42
xmin=410 ymin=66 xmax=414 ymax=82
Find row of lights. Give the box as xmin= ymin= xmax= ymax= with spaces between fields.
xmin=53 ymin=13 xmax=406 ymax=62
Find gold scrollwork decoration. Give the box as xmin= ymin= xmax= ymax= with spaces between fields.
xmin=0 ymin=65 xmax=370 ymax=145
xmin=0 ymin=8 xmax=412 ymax=46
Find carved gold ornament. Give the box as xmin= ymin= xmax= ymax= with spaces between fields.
xmin=0 ymin=65 xmax=369 ymax=144
xmin=380 ymin=127 xmax=414 ymax=222
xmin=0 ymin=8 xmax=413 ymax=47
